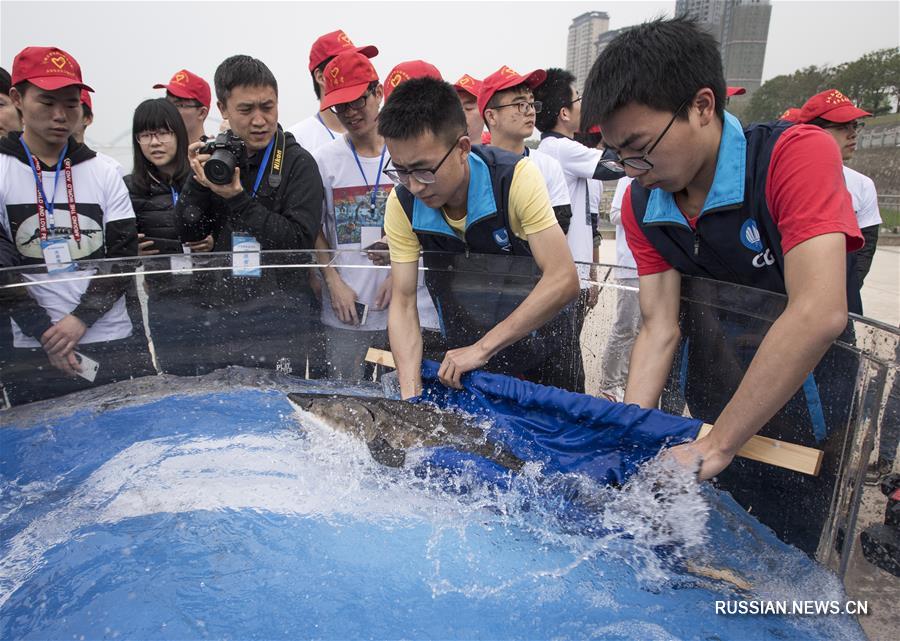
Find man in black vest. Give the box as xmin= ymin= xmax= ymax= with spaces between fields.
xmin=378 ymin=78 xmax=579 ymax=399
xmin=581 ymin=18 xmax=863 ymax=482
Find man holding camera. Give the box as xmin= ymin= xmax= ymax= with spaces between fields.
xmin=176 ymin=54 xmax=324 ymax=372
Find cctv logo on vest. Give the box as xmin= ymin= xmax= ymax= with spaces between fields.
xmin=740 ymin=219 xmax=774 ymax=268
xmin=492 ymin=228 xmax=512 ymax=251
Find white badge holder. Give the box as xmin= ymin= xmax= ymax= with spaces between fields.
xmin=232 ymin=234 xmax=261 ymax=277
xmin=41 ymin=236 xmax=76 ymax=274
xmin=360 ymin=226 xmax=382 ymax=250
xmin=170 ymin=244 xmax=194 ymax=274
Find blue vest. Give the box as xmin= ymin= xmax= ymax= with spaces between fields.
xmin=630 ymin=117 xmax=861 ymax=313
xmin=395 ymin=144 xmax=530 ymax=258
xmin=395 ymin=145 xmax=565 ymax=374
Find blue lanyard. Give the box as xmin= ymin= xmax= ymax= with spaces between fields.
xmin=20 ymin=138 xmax=68 ymax=221
xmin=317 ymin=112 xmax=336 ymax=140
xmin=170 ymin=186 xmax=179 ymax=208
xmin=251 ymin=137 xmax=275 ymax=199
xmin=348 ymin=139 xmax=387 ymax=211
xmin=523 ymin=147 xmax=530 ymax=157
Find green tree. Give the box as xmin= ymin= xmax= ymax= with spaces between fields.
xmin=832 ymin=48 xmax=899 ymax=115
xmin=743 ymin=66 xmax=832 ymax=123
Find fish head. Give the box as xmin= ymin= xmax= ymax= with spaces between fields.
xmin=287 ymin=393 xmax=377 ymax=439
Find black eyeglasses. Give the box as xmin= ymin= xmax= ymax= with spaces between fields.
xmin=383 ymin=135 xmax=464 ymax=186
xmin=169 ymin=98 xmax=204 ymax=110
xmin=600 ymin=99 xmax=689 ymax=174
xmin=330 ymin=90 xmax=373 ymax=115
xmin=822 ymin=121 xmax=865 ymax=134
xmin=489 ymin=100 xmax=543 ymax=115
xmin=136 ymin=130 xmax=175 ymax=145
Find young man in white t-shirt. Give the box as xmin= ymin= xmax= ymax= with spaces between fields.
xmin=478 ymin=66 xmax=573 ymax=234
xmin=534 ymin=68 xmax=621 ymax=268
xmin=288 ymin=30 xmax=378 ymax=154
xmin=1 ymin=46 xmax=151 ymax=404
xmin=794 ymin=89 xmax=881 ymax=288
xmin=314 ymin=51 xmax=439 ymax=380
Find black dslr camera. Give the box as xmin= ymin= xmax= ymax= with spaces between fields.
xmin=198 ymin=131 xmax=247 ymax=185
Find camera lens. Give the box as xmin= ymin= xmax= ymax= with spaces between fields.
xmin=204 ymin=151 xmax=236 ymax=185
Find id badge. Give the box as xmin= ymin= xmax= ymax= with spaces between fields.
xmin=360 ymin=226 xmax=382 ymax=250
xmin=232 ymin=233 xmax=261 ymax=277
xmin=41 ymin=236 xmax=76 ymax=274
xmin=170 ymin=244 xmax=193 ymax=274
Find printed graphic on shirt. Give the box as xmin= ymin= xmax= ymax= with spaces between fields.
xmin=333 ymin=185 xmax=392 ymax=246
xmin=740 ymin=218 xmax=775 ymax=268
xmin=7 ymin=203 xmax=106 ymax=262
xmin=14 ymin=210 xmax=105 ymax=259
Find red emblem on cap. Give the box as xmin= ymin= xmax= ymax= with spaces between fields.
xmin=825 ymin=90 xmax=849 ymax=105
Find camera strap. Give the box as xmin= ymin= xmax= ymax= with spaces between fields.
xmin=268 ymin=128 xmax=285 ymax=190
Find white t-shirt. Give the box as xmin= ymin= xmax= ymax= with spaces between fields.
xmin=288 ymin=114 xmax=339 ymax=154
xmin=609 ymin=176 xmax=638 ymax=280
xmin=843 ymin=165 xmax=881 ymax=229
xmin=536 ymin=134 xmax=602 ymax=263
xmin=97 ymin=151 xmax=126 ymax=178
xmin=314 ymin=135 xmax=439 ymax=331
xmin=588 ymin=178 xmax=600 ymax=216
xmin=0 ymin=153 xmax=136 ymax=347
xmin=525 ymin=148 xmax=570 ymax=207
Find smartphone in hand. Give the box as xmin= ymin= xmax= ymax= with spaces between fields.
xmin=354 ymin=300 xmax=369 ymax=326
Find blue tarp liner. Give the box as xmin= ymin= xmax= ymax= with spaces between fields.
xmin=412 ymin=360 xmax=704 ymax=486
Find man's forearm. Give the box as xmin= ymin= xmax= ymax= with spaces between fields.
xmin=478 ymin=267 xmax=578 ymax=359
xmin=388 ymin=296 xmax=423 ymax=398
xmin=623 ymin=323 xmax=680 ymax=407
xmin=706 ymin=303 xmax=846 ymax=457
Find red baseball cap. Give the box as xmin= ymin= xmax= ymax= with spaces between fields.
xmin=779 ymin=107 xmax=801 ymax=122
xmin=11 ymin=46 xmax=93 ymax=92
xmin=453 ymin=74 xmax=483 ymax=99
xmin=320 ymin=51 xmax=380 ymax=110
xmin=153 ymin=69 xmax=211 ymax=108
xmin=309 ymin=29 xmax=378 ymax=71
xmin=80 ymin=88 xmax=92 ymax=112
xmin=726 ymin=86 xmax=746 ymax=97
xmin=478 ymin=65 xmax=547 ymax=117
xmin=798 ymin=89 xmax=871 ymax=124
xmin=384 ymin=60 xmax=443 ymax=100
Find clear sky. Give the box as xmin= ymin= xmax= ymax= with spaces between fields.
xmin=1 ymin=0 xmax=897 ymax=151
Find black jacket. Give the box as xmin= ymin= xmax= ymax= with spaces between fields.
xmin=175 ymin=128 xmax=323 ymax=305
xmin=176 ymin=128 xmax=322 ymax=251
xmin=125 ymin=173 xmax=185 ymax=255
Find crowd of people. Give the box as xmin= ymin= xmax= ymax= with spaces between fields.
xmin=0 ymin=18 xmax=884 ymax=492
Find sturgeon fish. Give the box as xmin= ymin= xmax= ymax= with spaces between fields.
xmin=287 ymin=393 xmax=524 ymax=472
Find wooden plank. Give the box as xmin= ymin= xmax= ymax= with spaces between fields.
xmin=363 ymin=348 xmax=823 ymax=476
xmin=365 ymin=347 xmax=396 ymax=369
xmin=696 ymin=424 xmax=823 ymax=477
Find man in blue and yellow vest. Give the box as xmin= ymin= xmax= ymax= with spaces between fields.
xmin=378 ymin=77 xmax=579 ymax=400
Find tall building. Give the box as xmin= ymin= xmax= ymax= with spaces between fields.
xmin=594 ymin=26 xmax=632 ymax=59
xmin=675 ymin=0 xmax=771 ymax=94
xmin=567 ymin=11 xmax=609 ymax=91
